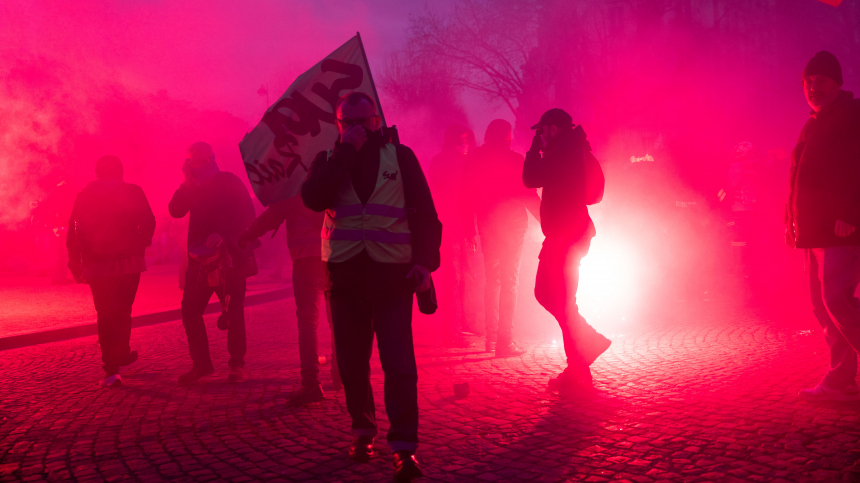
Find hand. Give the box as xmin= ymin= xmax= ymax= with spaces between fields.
xmin=206 ymin=232 xmax=224 ymax=248
xmin=835 ymin=219 xmax=855 ymax=237
xmin=529 ymin=130 xmax=543 ymax=152
xmin=341 ymin=125 xmax=368 ymax=151
xmin=407 ymin=265 xmax=431 ymax=292
xmin=237 ymin=230 xmax=256 ymax=250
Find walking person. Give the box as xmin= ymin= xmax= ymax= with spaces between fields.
xmin=462 ymin=119 xmax=541 ymax=356
xmin=238 ymin=194 xmax=342 ymax=405
xmin=523 ymin=108 xmax=611 ymax=392
xmin=67 ymin=156 xmax=156 ymax=387
xmin=302 ymin=92 xmax=441 ymax=481
xmin=428 ymin=124 xmax=476 ymax=347
xmin=787 ymin=52 xmax=860 ymax=401
xmin=169 ymin=142 xmax=258 ymax=385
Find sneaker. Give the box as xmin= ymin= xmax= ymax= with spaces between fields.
xmin=495 ymin=341 xmax=526 ymax=358
xmin=178 ymin=366 xmax=214 ymax=385
xmin=289 ymin=383 xmax=324 ymax=407
xmin=119 ymin=350 xmax=139 ymax=368
xmin=99 ymin=373 xmax=122 ymax=387
xmin=392 ymin=451 xmax=423 ymax=481
xmin=348 ymin=435 xmax=375 ymax=462
xmin=799 ymin=382 xmax=860 ymax=402
xmin=227 ymin=367 xmax=245 ymax=383
xmin=548 ymin=365 xmax=593 ymax=393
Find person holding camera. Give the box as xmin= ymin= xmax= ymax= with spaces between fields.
xmin=168 ymin=142 xmax=257 ymax=385
xmin=301 ymin=92 xmax=441 ymax=481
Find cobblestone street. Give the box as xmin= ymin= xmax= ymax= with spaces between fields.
xmin=2 ymin=296 xmax=860 ymax=482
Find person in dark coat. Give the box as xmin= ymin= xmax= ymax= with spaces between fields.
xmin=67 ymin=156 xmax=156 ymax=387
xmin=428 ymin=124 xmax=476 ymax=347
xmin=302 ymin=92 xmax=441 ymax=481
xmin=523 ymin=108 xmax=611 ymax=393
xmin=463 ymin=119 xmax=541 ymax=356
xmin=169 ymin=142 xmax=257 ymax=385
xmin=787 ymin=52 xmax=860 ymax=401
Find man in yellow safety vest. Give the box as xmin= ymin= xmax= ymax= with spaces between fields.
xmin=302 ymin=92 xmax=441 ymax=481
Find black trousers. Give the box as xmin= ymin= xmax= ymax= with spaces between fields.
xmin=480 ymin=227 xmax=525 ymax=345
xmin=181 ymin=262 xmax=247 ymax=370
xmin=327 ymin=253 xmax=419 ymax=451
xmin=90 ymin=273 xmax=141 ymax=375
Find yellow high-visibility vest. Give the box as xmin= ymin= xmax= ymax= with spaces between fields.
xmin=321 ymin=143 xmax=413 ymax=263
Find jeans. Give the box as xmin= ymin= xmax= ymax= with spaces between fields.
xmin=292 ymin=257 xmax=340 ymax=387
xmin=535 ymin=237 xmax=591 ymax=366
xmin=327 ymin=253 xmax=419 ymax=452
xmin=439 ymin=239 xmax=467 ymax=341
xmin=805 ymin=246 xmax=860 ymax=388
xmin=181 ymin=261 xmax=247 ymax=370
xmin=480 ymin=228 xmax=525 ymax=346
xmin=90 ymin=273 xmax=141 ymax=375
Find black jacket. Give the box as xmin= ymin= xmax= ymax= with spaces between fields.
xmin=788 ymin=90 xmax=860 ymax=248
xmin=301 ymin=137 xmax=442 ymax=272
xmin=67 ymin=179 xmax=155 ymax=277
xmin=169 ymin=170 xmax=258 ymax=276
xmin=523 ymin=126 xmax=596 ymax=242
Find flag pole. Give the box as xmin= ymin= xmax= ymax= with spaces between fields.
xmin=356 ymin=31 xmax=387 ymax=127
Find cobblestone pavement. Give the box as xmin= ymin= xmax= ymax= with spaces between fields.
xmin=2 ymin=296 xmax=860 ymax=482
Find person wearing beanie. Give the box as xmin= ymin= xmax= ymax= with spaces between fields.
xmin=169 ymin=142 xmax=258 ymax=385
xmin=67 ymin=156 xmax=156 ymax=387
xmin=788 ymin=51 xmax=860 ymax=401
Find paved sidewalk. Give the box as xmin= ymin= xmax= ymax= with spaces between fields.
xmin=1 ymin=297 xmax=860 ymax=482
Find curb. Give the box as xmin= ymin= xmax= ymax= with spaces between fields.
xmin=0 ymin=286 xmax=292 ymax=352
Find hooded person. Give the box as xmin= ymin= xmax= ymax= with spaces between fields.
xmin=67 ymin=155 xmax=156 ymax=387
xmin=788 ymin=51 xmax=860 ymax=401
xmin=523 ymin=108 xmax=611 ymax=393
xmin=168 ymin=141 xmax=257 ymax=385
xmin=462 ymin=119 xmax=541 ymax=356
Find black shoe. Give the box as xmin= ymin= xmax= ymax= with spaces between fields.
xmin=348 ymin=435 xmax=375 ymax=462
xmin=119 ymin=350 xmax=138 ymax=367
xmin=548 ymin=366 xmax=593 ymax=393
xmin=289 ymin=383 xmax=324 ymax=407
xmin=393 ymin=451 xmax=423 ymax=481
xmin=495 ymin=341 xmax=526 ymax=357
xmin=227 ymin=367 xmax=245 ymax=383
xmin=178 ymin=366 xmax=214 ymax=385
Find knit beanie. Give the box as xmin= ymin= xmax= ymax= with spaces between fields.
xmin=803 ymin=51 xmax=843 ymax=85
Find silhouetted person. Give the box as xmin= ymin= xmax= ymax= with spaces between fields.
xmin=463 ymin=120 xmax=540 ymax=356
xmin=523 ymin=108 xmax=610 ymax=392
xmin=787 ymin=52 xmax=860 ymax=401
xmin=67 ymin=156 xmax=155 ymax=387
xmin=238 ymin=195 xmax=342 ymax=405
xmin=429 ymin=124 xmax=476 ymax=347
xmin=169 ymin=142 xmax=257 ymax=385
xmin=302 ymin=92 xmax=441 ymax=481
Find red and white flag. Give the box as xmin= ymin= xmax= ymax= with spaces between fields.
xmin=240 ymin=34 xmax=383 ymax=206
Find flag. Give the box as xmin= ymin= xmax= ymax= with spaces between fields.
xmin=239 ymin=34 xmax=384 ymax=206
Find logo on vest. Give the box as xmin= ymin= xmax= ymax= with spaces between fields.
xmin=382 ymin=171 xmax=398 ymax=181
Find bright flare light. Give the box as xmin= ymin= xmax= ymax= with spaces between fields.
xmin=576 ymin=238 xmax=642 ymax=330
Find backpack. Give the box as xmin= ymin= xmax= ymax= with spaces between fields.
xmin=584 ymin=151 xmax=605 ymax=205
